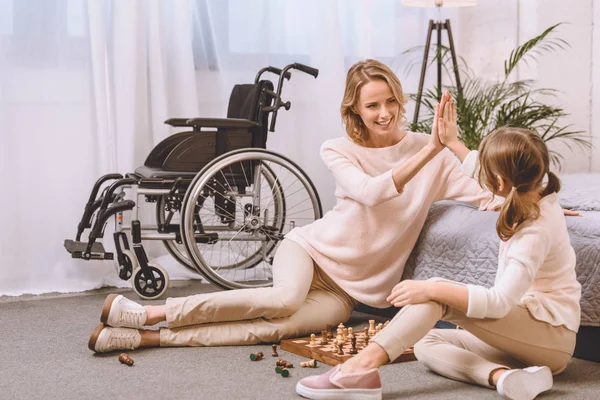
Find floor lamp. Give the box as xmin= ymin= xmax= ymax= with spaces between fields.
xmin=402 ymin=0 xmax=477 ymax=125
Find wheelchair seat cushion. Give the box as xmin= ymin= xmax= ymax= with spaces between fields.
xmin=134 ymin=165 xmax=199 ymax=179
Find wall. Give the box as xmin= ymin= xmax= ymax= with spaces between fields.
xmin=456 ymin=0 xmax=597 ymax=173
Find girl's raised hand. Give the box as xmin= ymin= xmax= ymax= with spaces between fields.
xmin=438 ymin=97 xmax=459 ymax=146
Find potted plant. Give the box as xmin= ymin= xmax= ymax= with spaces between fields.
xmin=406 ymin=23 xmax=591 ymax=167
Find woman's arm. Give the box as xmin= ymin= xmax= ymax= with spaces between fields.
xmin=323 ymin=101 xmax=448 ymax=207
xmin=321 ymin=144 xmax=440 ymax=207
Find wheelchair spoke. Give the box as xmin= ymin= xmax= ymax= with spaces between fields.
xmin=179 ymin=150 xmax=321 ymax=289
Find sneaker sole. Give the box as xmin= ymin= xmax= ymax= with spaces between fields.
xmin=296 ymin=382 xmax=382 ymax=400
xmin=500 ymin=366 xmax=553 ymax=400
xmin=100 ymin=294 xmax=120 ymax=325
xmin=88 ymin=323 xmax=106 ymax=352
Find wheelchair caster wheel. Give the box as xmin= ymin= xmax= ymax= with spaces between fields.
xmin=131 ymin=263 xmax=170 ymax=300
xmin=118 ymin=249 xmax=138 ymax=280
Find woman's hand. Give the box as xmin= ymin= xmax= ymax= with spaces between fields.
xmin=386 ymin=280 xmax=435 ymax=307
xmin=427 ymin=104 xmax=444 ymax=153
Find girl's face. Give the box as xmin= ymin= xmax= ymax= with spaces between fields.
xmin=355 ymin=80 xmax=400 ymax=141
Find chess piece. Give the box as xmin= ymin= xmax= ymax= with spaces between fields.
xmin=279 ymin=368 xmax=290 ymax=377
xmin=319 ymin=330 xmax=329 ymax=345
xmin=310 ymin=333 xmax=317 ymax=346
xmin=250 ymin=352 xmax=264 ymax=361
xmin=383 ymin=320 xmax=390 ymax=328
xmin=369 ymin=319 xmax=376 ymax=336
xmin=337 ymin=341 xmax=344 ymax=355
xmin=347 ymin=327 xmax=353 ymax=337
xmin=376 ymin=323 xmax=383 ymax=332
xmin=343 ymin=327 xmax=348 ymax=342
xmin=118 ymin=353 xmax=134 ymax=366
xmin=365 ymin=331 xmax=370 ymax=346
xmin=331 ymin=338 xmax=338 ymax=352
xmin=349 ymin=334 xmax=358 ymax=354
xmin=272 ymin=344 xmax=278 ymax=357
xmin=325 ymin=324 xmax=333 ymax=339
xmin=301 ymin=359 xmax=318 ymax=368
xmin=276 ymin=359 xmax=294 ymax=368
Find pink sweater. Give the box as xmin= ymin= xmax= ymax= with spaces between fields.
xmin=285 ymin=133 xmax=497 ymax=308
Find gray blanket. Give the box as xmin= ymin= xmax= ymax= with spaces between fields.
xmin=403 ymin=174 xmax=600 ymax=327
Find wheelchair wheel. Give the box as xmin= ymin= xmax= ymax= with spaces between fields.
xmin=180 ymin=148 xmax=322 ymax=290
xmin=131 ymin=262 xmax=170 ymax=300
xmin=118 ymin=249 xmax=137 ymax=280
xmin=156 ymin=163 xmax=284 ymax=272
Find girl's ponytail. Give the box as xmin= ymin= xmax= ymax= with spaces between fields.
xmin=479 ymin=127 xmax=560 ymax=241
xmin=541 ymin=171 xmax=561 ymax=197
xmin=496 ymin=186 xmax=540 ymax=241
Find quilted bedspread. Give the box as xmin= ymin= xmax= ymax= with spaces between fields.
xmin=403 ymin=174 xmax=600 ymax=327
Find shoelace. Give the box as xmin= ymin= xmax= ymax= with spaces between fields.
xmin=120 ymin=307 xmax=146 ymax=327
xmin=108 ymin=331 xmax=138 ymax=350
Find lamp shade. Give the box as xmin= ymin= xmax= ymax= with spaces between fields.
xmin=402 ymin=0 xmax=477 ymax=7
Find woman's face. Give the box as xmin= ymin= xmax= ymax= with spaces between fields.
xmin=355 ymin=79 xmax=400 ymax=140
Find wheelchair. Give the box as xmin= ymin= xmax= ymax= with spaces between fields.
xmin=65 ymin=63 xmax=323 ymax=299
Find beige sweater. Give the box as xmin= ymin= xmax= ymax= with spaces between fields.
xmin=463 ymin=152 xmax=582 ymax=333
xmin=286 ymin=133 xmax=497 ymax=308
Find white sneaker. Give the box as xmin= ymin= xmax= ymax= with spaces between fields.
xmin=101 ymin=294 xmax=147 ymax=329
xmin=88 ymin=324 xmax=141 ymax=353
xmin=497 ymin=366 xmax=553 ymax=400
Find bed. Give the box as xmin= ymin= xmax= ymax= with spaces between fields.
xmin=402 ymin=173 xmax=600 ymax=361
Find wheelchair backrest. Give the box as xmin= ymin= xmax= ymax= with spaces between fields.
xmin=226 ymin=80 xmax=274 ymax=149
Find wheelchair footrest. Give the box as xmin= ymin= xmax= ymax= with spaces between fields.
xmin=64 ymin=239 xmax=114 ymax=260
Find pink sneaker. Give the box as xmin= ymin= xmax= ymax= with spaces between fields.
xmin=296 ymin=364 xmax=382 ymax=400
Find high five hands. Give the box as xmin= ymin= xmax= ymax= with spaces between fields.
xmin=428 ymin=90 xmax=458 ymax=150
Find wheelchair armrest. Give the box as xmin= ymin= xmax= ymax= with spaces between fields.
xmin=186 ymin=118 xmax=259 ymax=129
xmin=164 ymin=118 xmax=191 ymax=127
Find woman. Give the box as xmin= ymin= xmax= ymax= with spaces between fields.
xmin=88 ymin=59 xmax=498 ymax=353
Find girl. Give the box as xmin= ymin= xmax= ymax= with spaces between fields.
xmin=296 ymin=102 xmax=581 ymax=400
xmin=88 ymin=61 xmax=499 ymax=355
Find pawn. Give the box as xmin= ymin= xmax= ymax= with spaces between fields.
xmin=368 ymin=319 xmax=376 ymax=335
xmin=118 ymin=353 xmax=134 ymax=366
xmin=319 ymin=330 xmax=329 ymax=345
xmin=309 ymin=333 xmax=317 ymax=346
xmin=272 ymin=344 xmax=279 ymax=357
xmin=337 ymin=341 xmax=344 ymax=355
xmin=348 ymin=334 xmax=358 ymax=354
xmin=301 ymin=359 xmax=318 ymax=368
xmin=347 ymin=327 xmax=354 ymax=337
xmin=325 ymin=324 xmax=333 ymax=339
xmin=250 ymin=352 xmax=264 ymax=361
xmin=383 ymin=320 xmax=390 ymax=328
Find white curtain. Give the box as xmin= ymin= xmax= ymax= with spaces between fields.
xmin=0 ymin=0 xmax=461 ymax=296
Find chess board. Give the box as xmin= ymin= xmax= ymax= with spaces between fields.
xmin=280 ymin=332 xmax=416 ymax=366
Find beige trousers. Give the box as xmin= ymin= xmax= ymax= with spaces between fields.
xmin=159 ymin=239 xmax=356 ymax=346
xmin=372 ymin=293 xmax=576 ymax=389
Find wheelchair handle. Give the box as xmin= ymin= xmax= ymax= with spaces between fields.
xmin=255 ymin=66 xmax=291 ymax=83
xmin=291 ymin=63 xmax=319 ymax=78
xmin=269 ymin=62 xmax=319 ymax=132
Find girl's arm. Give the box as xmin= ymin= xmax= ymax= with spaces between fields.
xmin=387 ymin=225 xmax=549 ymax=317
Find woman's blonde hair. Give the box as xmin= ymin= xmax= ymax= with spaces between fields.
xmin=478 ymin=127 xmax=561 ymax=241
xmin=341 ymin=59 xmax=408 ymax=145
